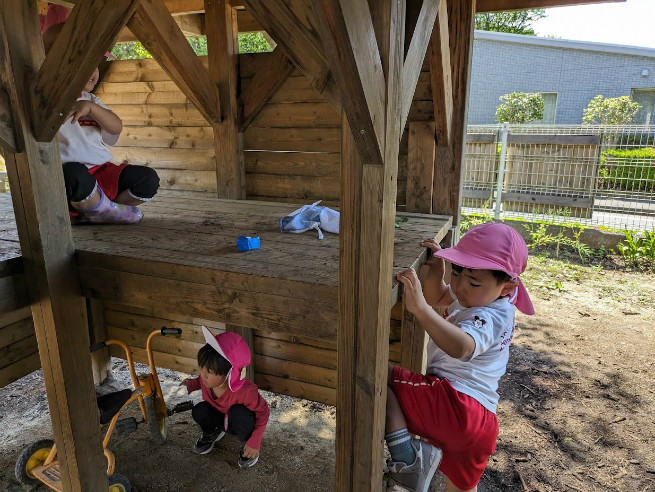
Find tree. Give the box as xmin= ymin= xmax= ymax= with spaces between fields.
xmin=475 ymin=10 xmax=546 ymax=35
xmin=582 ymin=95 xmax=642 ymax=125
xmin=495 ymin=92 xmax=544 ymax=124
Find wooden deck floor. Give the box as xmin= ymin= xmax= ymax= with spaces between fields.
xmin=0 ymin=193 xmax=451 ymax=340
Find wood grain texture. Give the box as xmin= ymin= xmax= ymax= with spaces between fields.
xmin=1 ymin=1 xmax=107 ymax=488
xmin=428 ymin=0 xmax=452 ymax=147
xmin=406 ymin=121 xmax=435 ymax=213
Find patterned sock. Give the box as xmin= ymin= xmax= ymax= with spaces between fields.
xmin=385 ymin=428 xmax=416 ymax=466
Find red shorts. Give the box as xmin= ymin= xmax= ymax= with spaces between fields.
xmin=390 ymin=366 xmax=498 ymax=490
xmin=89 ymin=162 xmax=130 ymax=200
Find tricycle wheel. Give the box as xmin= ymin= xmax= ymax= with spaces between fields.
xmin=144 ymin=393 xmax=167 ymax=443
xmin=15 ymin=439 xmax=55 ymax=486
xmin=108 ymin=472 xmax=131 ymax=492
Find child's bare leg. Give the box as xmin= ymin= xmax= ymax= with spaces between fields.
xmin=70 ymin=188 xmax=101 ymax=210
xmin=386 ymin=366 xmax=407 ymax=433
xmin=445 ymin=477 xmax=477 ymax=492
xmin=113 ymin=189 xmax=146 ymax=206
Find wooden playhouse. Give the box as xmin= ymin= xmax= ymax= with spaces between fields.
xmin=0 ymin=0 xmax=620 ymax=490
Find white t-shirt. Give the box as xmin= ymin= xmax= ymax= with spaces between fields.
xmin=426 ymin=296 xmax=516 ymax=414
xmin=56 ymin=91 xmax=120 ymax=168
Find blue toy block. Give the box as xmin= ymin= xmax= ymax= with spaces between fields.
xmin=237 ymin=236 xmax=260 ymax=251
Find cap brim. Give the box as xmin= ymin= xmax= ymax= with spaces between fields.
xmin=434 ymin=248 xmax=509 ymax=274
xmin=202 ymin=325 xmax=228 ymax=360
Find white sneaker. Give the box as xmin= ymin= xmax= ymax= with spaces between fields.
xmin=386 ymin=439 xmax=442 ymax=492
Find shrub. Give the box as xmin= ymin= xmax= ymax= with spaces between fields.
xmin=598 ymin=148 xmax=655 ymax=191
xmin=582 ymin=95 xmax=641 ymax=125
xmin=495 ymin=92 xmax=544 ymax=124
xmin=616 ymin=231 xmax=655 ymax=270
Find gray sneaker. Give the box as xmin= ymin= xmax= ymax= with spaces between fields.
xmin=193 ymin=428 xmax=225 ymax=454
xmin=238 ymin=447 xmax=259 ymax=468
xmin=386 ymin=439 xmax=442 ymax=492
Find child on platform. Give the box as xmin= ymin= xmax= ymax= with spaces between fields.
xmin=182 ymin=327 xmax=270 ymax=468
xmin=388 ymin=222 xmax=535 ymax=492
xmin=41 ymin=4 xmax=159 ymax=224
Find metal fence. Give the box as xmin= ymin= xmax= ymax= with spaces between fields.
xmin=464 ymin=124 xmax=655 ymax=232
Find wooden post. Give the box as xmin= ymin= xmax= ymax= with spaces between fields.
xmin=0 ymin=2 xmax=107 ymax=490
xmin=206 ymin=0 xmax=245 ymax=199
xmin=432 ymin=0 xmax=475 ymax=235
xmin=406 ymin=121 xmax=436 ymax=214
xmin=88 ymin=298 xmax=111 ymax=385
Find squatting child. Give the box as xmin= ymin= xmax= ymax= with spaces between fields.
xmin=182 ymin=327 xmax=270 ymax=467
xmin=387 ymin=222 xmax=535 ymax=492
xmin=41 ymin=4 xmax=159 ymax=224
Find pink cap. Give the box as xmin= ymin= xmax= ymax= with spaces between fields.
xmin=40 ymin=4 xmax=116 ymax=59
xmin=434 ymin=222 xmax=534 ymax=315
xmin=202 ymin=326 xmax=251 ymax=391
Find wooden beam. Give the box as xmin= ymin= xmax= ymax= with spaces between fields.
xmin=334 ymin=0 xmax=405 ymax=488
xmin=237 ymin=9 xmax=262 ymax=32
xmin=432 ymin=0 xmax=475 ymax=228
xmin=0 ymin=23 xmax=19 ymax=152
xmin=0 ymin=89 xmax=16 ymax=153
xmin=242 ymin=0 xmax=341 ymax=110
xmin=31 ymin=0 xmax=141 ymax=142
xmin=128 ymin=0 xmax=222 ymax=125
xmin=400 ymin=0 xmax=440 ymax=133
xmin=406 ymin=121 xmax=435 ymax=213
xmin=428 ymin=0 xmax=452 ymax=147
xmin=205 ymin=0 xmax=244 ymax=199
xmin=238 ymin=47 xmax=295 ymax=131
xmin=117 ymin=14 xmax=206 ymax=43
xmin=476 ymin=0 xmax=624 ymax=13
xmin=0 ymin=1 xmax=107 ymax=490
xmin=313 ymin=0 xmax=385 ymax=166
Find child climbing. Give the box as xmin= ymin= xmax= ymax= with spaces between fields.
xmin=182 ymin=327 xmax=270 ymax=468
xmin=388 ymin=222 xmax=535 ymax=492
xmin=41 ymin=4 xmax=159 ymax=224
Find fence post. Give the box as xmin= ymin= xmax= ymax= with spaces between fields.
xmin=494 ymin=122 xmax=510 ymax=220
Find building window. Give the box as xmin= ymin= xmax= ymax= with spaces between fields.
xmin=631 ymin=89 xmax=655 ymax=125
xmin=539 ymin=92 xmax=557 ymax=124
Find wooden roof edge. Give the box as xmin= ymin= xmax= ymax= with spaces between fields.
xmin=476 ymin=0 xmax=625 ymax=14
xmin=46 ymin=0 xmax=626 ymax=17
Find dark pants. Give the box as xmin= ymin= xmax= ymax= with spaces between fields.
xmin=62 ymin=161 xmax=159 ymax=202
xmin=191 ymin=402 xmax=255 ymax=446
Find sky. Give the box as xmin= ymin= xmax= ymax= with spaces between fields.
xmin=531 ymin=0 xmax=654 ymax=49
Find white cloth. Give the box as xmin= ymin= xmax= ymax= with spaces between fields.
xmin=56 ymin=91 xmax=120 ymax=168
xmin=426 ymin=296 xmax=516 ymax=414
xmin=280 ymin=201 xmax=340 ymax=239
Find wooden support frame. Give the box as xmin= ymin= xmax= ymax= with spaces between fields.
xmin=432 ymin=0 xmax=475 ymax=231
xmin=0 ymin=21 xmax=19 ymax=153
xmin=205 ymin=0 xmax=245 ymax=199
xmin=242 ymin=0 xmax=341 ymax=110
xmin=238 ymin=47 xmax=296 ymax=132
xmin=0 ymin=1 xmax=107 ymax=489
xmin=31 ymin=0 xmax=141 ymax=142
xmin=400 ymin=0 xmax=440 ymax=133
xmin=428 ymin=0 xmax=452 ymax=147
xmin=128 ymin=0 xmax=222 ymax=126
xmin=406 ymin=121 xmax=436 ymax=213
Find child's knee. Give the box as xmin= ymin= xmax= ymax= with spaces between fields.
xmin=62 ymin=161 xmax=96 ymax=201
xmin=118 ymin=165 xmax=160 ymax=200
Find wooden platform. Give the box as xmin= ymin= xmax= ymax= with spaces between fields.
xmin=0 ymin=193 xmax=451 ymax=341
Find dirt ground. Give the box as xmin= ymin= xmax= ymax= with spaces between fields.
xmin=1 ymin=252 xmax=654 ymax=492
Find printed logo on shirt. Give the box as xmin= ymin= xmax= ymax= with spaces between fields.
xmin=78 ymin=119 xmax=100 ymax=129
xmin=499 ymin=322 xmax=515 ymax=351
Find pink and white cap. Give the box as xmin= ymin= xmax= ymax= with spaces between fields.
xmin=434 ymin=222 xmax=535 ymax=315
xmin=40 ymin=4 xmax=116 ymax=59
xmin=202 ymin=326 xmax=251 ymax=392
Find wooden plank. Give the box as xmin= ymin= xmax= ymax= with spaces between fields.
xmin=205 ymin=0 xmax=244 ymax=199
xmin=428 ymin=0 xmax=452 ymax=147
xmin=107 ymin=325 xmax=204 ymax=357
xmin=256 ymin=353 xmax=336 ymax=387
xmin=109 ymin=103 xmax=208 ymax=127
xmin=243 ymin=127 xmax=341 ymax=152
xmin=313 ymin=0 xmax=385 ymax=166
xmin=500 ymin=191 xmax=593 ymax=209
xmin=105 ymin=308 xmax=209 ymax=343
xmin=0 ymin=305 xmax=31 ymax=328
xmin=254 ymin=335 xmax=337 ymax=370
xmin=400 ymin=0 xmax=440 ymax=132
xmin=128 ymin=0 xmax=222 ymax=125
xmin=432 ymin=0 xmax=475 ymax=229
xmin=0 ymin=2 xmax=107 ymax=489
xmin=244 ymin=151 xmax=340 ymax=177
xmin=0 ymin=315 xmax=33 ymax=348
xmin=156 ymin=169 xmax=218 ymax=192
xmin=116 ymin=13 xmax=206 ymax=43
xmin=250 ymin=101 xmax=340 ymax=128
xmin=111 ymin=147 xmax=216 ymax=170
xmin=0 ymin=88 xmax=16 ymax=152
xmin=237 ymin=9 xmax=262 ymax=32
xmin=246 ymin=174 xmax=340 ymax=201
xmin=254 ymin=373 xmax=336 ymax=405
xmin=78 ymin=266 xmax=339 ymax=341
xmin=31 ymin=0 xmax=141 ymax=142
xmin=238 ymin=48 xmax=296 ymax=131
xmin=87 ymin=299 xmax=110 ymax=385
xmin=241 ymin=0 xmax=341 ymax=110
xmin=110 ymin=344 xmax=199 ymax=374
xmin=116 ymin=126 xmax=215 ymax=150
xmin=466 ymin=132 xmax=495 ymax=144
xmin=406 ymin=121 xmax=435 ymax=213
xmin=0 ymin=352 xmax=40 ymax=388
xmin=0 ymin=273 xmax=30 ymax=314
xmin=0 ymin=5 xmax=22 ymax=153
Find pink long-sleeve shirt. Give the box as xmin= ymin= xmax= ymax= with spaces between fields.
xmin=187 ymin=377 xmax=269 ymax=450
